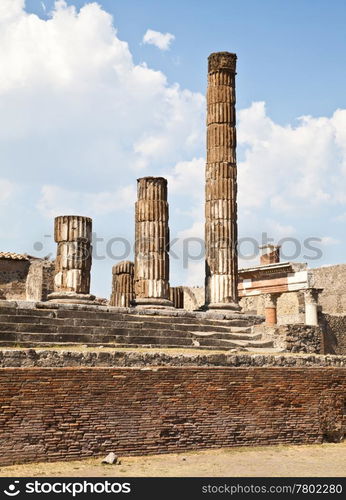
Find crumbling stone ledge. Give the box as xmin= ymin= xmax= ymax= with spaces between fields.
xmin=0 ymin=299 xmax=264 ymax=322
xmin=0 ymin=349 xmax=345 ymax=368
xmin=256 ymin=324 xmax=322 ymax=354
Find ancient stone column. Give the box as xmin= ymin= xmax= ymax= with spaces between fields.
xmin=205 ymin=52 xmax=240 ymax=311
xmin=264 ymin=293 xmax=279 ymax=325
xmin=110 ymin=260 xmax=134 ymax=308
xmin=48 ymin=215 xmax=95 ymax=303
xmin=170 ymin=286 xmax=184 ymax=309
xmin=134 ymin=177 xmax=173 ymax=308
xmin=304 ymin=288 xmax=322 ymax=326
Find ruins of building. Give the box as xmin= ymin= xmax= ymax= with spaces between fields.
xmin=0 ymin=51 xmax=345 ymax=466
xmin=0 ymin=252 xmax=54 ymax=301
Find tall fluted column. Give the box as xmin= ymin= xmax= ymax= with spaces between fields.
xmin=110 ymin=260 xmax=134 ymax=308
xmin=205 ymin=52 xmax=240 ymax=311
xmin=170 ymin=286 xmax=184 ymax=309
xmin=48 ymin=215 xmax=95 ymax=303
xmin=134 ymin=177 xmax=173 ymax=308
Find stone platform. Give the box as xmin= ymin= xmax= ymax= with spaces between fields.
xmin=0 ymin=300 xmax=270 ymax=351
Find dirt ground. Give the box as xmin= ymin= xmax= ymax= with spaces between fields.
xmin=1 ymin=442 xmax=345 ymax=477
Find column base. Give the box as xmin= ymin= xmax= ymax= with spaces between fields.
xmin=205 ymin=302 xmax=242 ymax=313
xmin=47 ymin=292 xmax=96 ymax=305
xmin=134 ymin=298 xmax=175 ymax=309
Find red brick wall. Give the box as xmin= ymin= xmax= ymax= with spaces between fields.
xmin=0 ymin=367 xmax=345 ymax=466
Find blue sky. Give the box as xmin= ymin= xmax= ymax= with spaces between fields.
xmin=26 ymin=0 xmax=346 ymax=122
xmin=1 ymin=0 xmax=346 ymax=297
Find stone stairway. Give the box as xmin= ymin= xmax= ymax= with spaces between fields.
xmin=0 ymin=301 xmax=271 ymax=351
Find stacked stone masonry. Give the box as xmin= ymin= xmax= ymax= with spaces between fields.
xmin=0 ymin=302 xmax=266 ymax=350
xmin=110 ymin=261 xmax=134 ymax=308
xmin=53 ymin=216 xmax=92 ymax=295
xmin=0 ymin=365 xmax=345 ymax=466
xmin=134 ymin=177 xmax=172 ymax=306
xmin=205 ymin=52 xmax=239 ymax=309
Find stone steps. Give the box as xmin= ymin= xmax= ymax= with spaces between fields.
xmin=0 ymin=321 xmax=254 ymax=339
xmin=0 ymin=302 xmax=270 ymax=351
xmin=192 ymin=331 xmax=261 ymax=340
xmin=0 ymin=327 xmax=261 ymax=344
xmin=0 ymin=331 xmax=273 ymax=350
xmin=0 ymin=341 xmax=233 ymax=351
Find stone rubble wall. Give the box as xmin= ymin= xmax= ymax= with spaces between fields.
xmin=255 ymin=324 xmax=322 ymax=354
xmin=276 ymin=325 xmax=322 ymax=353
xmin=319 ymin=313 xmax=346 ymax=355
xmin=1 ymin=349 xmax=346 ymax=368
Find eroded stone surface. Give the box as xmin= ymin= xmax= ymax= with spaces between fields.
xmin=110 ymin=261 xmax=134 ymax=307
xmin=134 ymin=178 xmax=173 ymax=307
xmin=50 ymin=216 xmax=92 ymax=297
xmin=170 ymin=286 xmax=184 ymax=309
xmin=205 ymin=52 xmax=239 ymax=310
xmin=0 ymin=348 xmax=345 ymax=368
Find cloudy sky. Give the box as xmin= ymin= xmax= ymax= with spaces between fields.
xmin=1 ymin=0 xmax=346 ymax=298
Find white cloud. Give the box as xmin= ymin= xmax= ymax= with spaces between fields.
xmin=37 ymin=184 xmax=136 ymax=218
xmin=334 ymin=212 xmax=346 ymax=222
xmin=0 ymin=178 xmax=16 ymax=204
xmin=1 ymin=1 xmax=346 ymax=294
xmin=142 ymin=29 xmax=175 ymax=51
xmin=263 ymin=219 xmax=296 ymax=238
xmin=237 ymin=102 xmax=346 ymax=213
xmin=0 ymin=0 xmax=24 ymax=22
xmin=320 ymin=236 xmax=340 ymax=246
xmin=166 ymin=157 xmax=204 ymax=198
xmin=0 ymin=1 xmax=204 ymax=188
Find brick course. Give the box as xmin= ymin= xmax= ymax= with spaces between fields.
xmin=0 ymin=366 xmax=345 ymax=466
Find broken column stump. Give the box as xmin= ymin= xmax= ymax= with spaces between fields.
xmin=134 ymin=177 xmax=173 ymax=309
xmin=110 ymin=260 xmax=135 ymax=308
xmin=48 ymin=215 xmax=95 ymax=304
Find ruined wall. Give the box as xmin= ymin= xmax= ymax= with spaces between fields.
xmin=0 ymin=259 xmax=54 ymax=302
xmin=183 ymin=264 xmax=346 ymax=318
xmin=182 ymin=286 xmax=204 ymax=311
xmin=273 ymin=325 xmax=322 ymax=353
xmin=310 ymin=264 xmax=346 ymax=315
xmin=0 ymin=365 xmax=345 ymax=466
xmin=320 ymin=314 xmax=346 ymax=355
xmin=26 ymin=260 xmax=55 ymax=301
xmin=309 ymin=265 xmax=346 ymax=355
xmin=0 ymin=260 xmax=30 ymax=300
